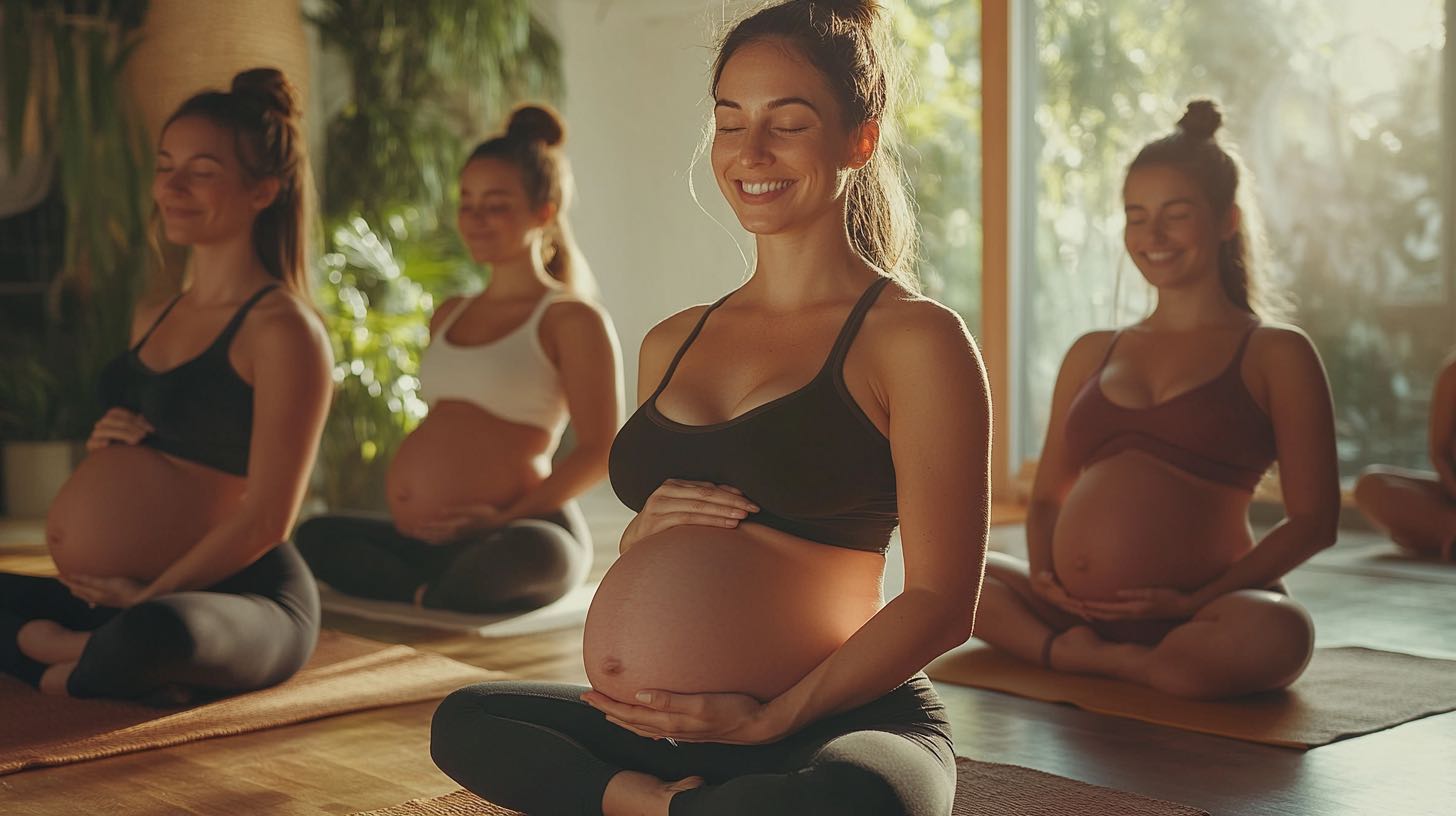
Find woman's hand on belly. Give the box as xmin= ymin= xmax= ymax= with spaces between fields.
xmin=58 ymin=573 xmax=150 ymax=608
xmin=396 ymin=502 xmax=503 ymax=544
xmin=619 ymin=479 xmax=760 ymax=553
xmin=1030 ymin=570 xmax=1091 ymax=620
xmin=86 ymin=408 xmax=154 ymax=452
xmin=1079 ymin=585 xmax=1198 ymax=622
xmin=580 ymin=688 xmax=781 ymax=745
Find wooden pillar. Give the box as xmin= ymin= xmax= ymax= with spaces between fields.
xmin=981 ymin=0 xmax=1012 ymax=502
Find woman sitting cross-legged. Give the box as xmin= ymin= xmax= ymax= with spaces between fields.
xmin=973 ymin=99 xmax=1342 ymax=700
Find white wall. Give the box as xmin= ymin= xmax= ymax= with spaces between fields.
xmin=537 ymin=0 xmax=757 ymax=395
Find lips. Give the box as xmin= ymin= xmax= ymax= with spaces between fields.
xmin=735 ymin=179 xmax=795 ymax=204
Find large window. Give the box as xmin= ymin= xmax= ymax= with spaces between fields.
xmin=1013 ymin=0 xmax=1450 ymax=480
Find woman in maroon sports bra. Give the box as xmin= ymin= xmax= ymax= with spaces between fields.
xmin=973 ymin=99 xmax=1341 ymax=699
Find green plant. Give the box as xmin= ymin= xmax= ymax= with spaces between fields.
xmin=0 ymin=0 xmax=152 ymax=442
xmin=307 ymin=0 xmax=562 ymax=510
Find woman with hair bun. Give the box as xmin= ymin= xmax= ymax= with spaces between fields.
xmin=974 ymin=99 xmax=1341 ymax=700
xmin=0 ymin=67 xmax=334 ymax=701
xmin=297 ymin=104 xmax=622 ymax=615
xmin=431 ymin=2 xmax=987 ymax=813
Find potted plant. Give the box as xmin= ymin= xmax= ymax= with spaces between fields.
xmin=0 ymin=0 xmax=151 ymax=518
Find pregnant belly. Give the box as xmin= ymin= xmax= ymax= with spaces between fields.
xmin=1053 ymin=451 xmax=1254 ymax=601
xmin=583 ymin=524 xmax=883 ymax=703
xmin=46 ymin=445 xmax=243 ymax=581
xmin=387 ymin=404 xmax=548 ymax=528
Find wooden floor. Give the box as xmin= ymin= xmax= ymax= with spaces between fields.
xmin=2 ymin=488 xmax=1454 ymax=815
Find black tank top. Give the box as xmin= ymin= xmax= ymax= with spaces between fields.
xmin=97 ymin=285 xmax=278 ymax=477
xmin=610 ymin=276 xmax=898 ymax=553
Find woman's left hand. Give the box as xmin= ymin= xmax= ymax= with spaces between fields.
xmin=580 ymin=688 xmax=781 ymax=745
xmin=59 ymin=574 xmax=151 ymax=609
xmin=1080 ymin=586 xmax=1198 ymax=621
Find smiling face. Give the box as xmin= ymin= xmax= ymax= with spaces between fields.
xmin=152 ymin=115 xmax=276 ymax=247
xmin=710 ymin=39 xmax=872 ymax=238
xmin=456 ymin=156 xmax=552 ymax=265
xmin=1123 ymin=163 xmax=1236 ymax=294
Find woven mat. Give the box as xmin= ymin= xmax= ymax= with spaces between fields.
xmin=351 ymin=756 xmax=1208 ymax=815
xmin=0 ymin=630 xmax=501 ymax=775
xmin=928 ymin=643 xmax=1456 ymax=748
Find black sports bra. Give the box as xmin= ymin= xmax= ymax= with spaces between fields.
xmin=610 ymin=277 xmax=898 ymax=553
xmin=97 ymin=285 xmax=278 ymax=477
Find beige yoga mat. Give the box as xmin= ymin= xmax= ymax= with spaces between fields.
xmin=0 ymin=630 xmax=503 ymax=775
xmin=351 ymin=756 xmax=1208 ymax=816
xmin=318 ymin=580 xmax=600 ymax=637
xmin=1302 ymin=541 xmax=1456 ymax=584
xmin=927 ymin=643 xmax=1456 ymax=749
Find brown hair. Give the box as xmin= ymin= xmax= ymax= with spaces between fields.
xmin=466 ymin=104 xmax=596 ymax=297
xmin=162 ymin=68 xmax=311 ymax=298
xmin=1129 ymin=99 xmax=1284 ymax=319
xmin=711 ymin=0 xmax=918 ymax=289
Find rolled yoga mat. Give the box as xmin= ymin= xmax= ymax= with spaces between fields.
xmin=0 ymin=630 xmax=503 ymax=775
xmin=350 ymin=756 xmax=1210 ymax=816
xmin=926 ymin=642 xmax=1456 ymax=749
xmin=318 ymin=580 xmax=600 ymax=637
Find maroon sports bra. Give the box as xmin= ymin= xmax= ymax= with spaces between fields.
xmin=1061 ymin=326 xmax=1277 ymax=492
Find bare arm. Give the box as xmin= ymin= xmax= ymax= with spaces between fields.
xmin=498 ymin=301 xmax=625 ymax=521
xmin=1430 ymin=352 xmax=1456 ymax=497
xmin=762 ymin=301 xmax=990 ymax=735
xmin=1025 ymin=332 xmax=1114 ymax=576
xmin=1188 ymin=327 xmax=1340 ymax=606
xmin=144 ymin=298 xmax=334 ymax=596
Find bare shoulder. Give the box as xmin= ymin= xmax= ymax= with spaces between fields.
xmin=129 ymin=291 xmax=179 ymax=341
xmin=642 ymin=303 xmax=713 ymax=360
xmin=429 ymin=295 xmax=468 ymax=335
xmin=1247 ymin=322 xmax=1321 ymax=367
xmin=247 ymin=288 xmax=331 ymax=365
xmin=859 ymin=284 xmax=985 ymax=390
xmin=542 ymin=293 xmax=614 ymax=336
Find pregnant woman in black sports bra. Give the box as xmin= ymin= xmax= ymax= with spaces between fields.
xmin=0 ymin=69 xmax=332 ymax=702
xmin=429 ymin=3 xmax=990 ymax=814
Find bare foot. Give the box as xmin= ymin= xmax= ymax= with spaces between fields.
xmin=38 ymin=661 xmax=76 ymax=696
xmin=17 ymin=620 xmax=89 ymax=665
xmin=603 ymin=770 xmax=706 ymax=816
xmin=1048 ymin=625 xmax=1147 ymax=679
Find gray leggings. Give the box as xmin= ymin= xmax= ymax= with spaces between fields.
xmin=295 ymin=503 xmax=591 ymax=613
xmin=430 ymin=675 xmax=956 ymax=815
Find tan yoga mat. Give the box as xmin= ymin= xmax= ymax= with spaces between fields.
xmin=351 ymin=756 xmax=1208 ymax=816
xmin=927 ymin=643 xmax=1456 ymax=749
xmin=319 ymin=580 xmax=600 ymax=637
xmin=0 ymin=630 xmax=503 ymax=775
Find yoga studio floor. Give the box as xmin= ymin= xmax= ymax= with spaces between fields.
xmin=2 ymin=487 xmax=1452 ymax=815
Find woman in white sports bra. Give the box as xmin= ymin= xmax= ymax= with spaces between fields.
xmin=296 ymin=105 xmax=624 ymax=612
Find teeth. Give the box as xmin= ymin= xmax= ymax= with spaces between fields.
xmin=1146 ymin=251 xmax=1176 ymax=262
xmin=743 ymin=180 xmax=791 ymax=196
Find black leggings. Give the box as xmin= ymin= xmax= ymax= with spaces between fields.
xmin=295 ymin=504 xmax=592 ymax=614
xmin=0 ymin=543 xmax=319 ymax=702
xmin=429 ymin=675 xmax=956 ymax=816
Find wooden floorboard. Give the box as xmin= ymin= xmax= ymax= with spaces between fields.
xmin=3 ymin=491 xmax=1454 ymax=814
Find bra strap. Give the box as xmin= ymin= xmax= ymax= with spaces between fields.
xmin=132 ymin=293 xmax=186 ymax=351
xmin=825 ymin=276 xmax=892 ymax=366
xmin=212 ymin=284 xmax=281 ymax=353
xmin=649 ymin=291 xmax=735 ymax=399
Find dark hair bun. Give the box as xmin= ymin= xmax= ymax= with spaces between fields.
xmin=506 ymin=104 xmax=565 ymax=148
xmin=232 ymin=67 xmax=299 ymax=120
xmin=810 ymin=0 xmax=882 ymax=25
xmin=1177 ymin=99 xmax=1222 ymax=141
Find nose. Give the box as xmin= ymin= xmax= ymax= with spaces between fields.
xmin=737 ymin=124 xmax=771 ymax=169
xmin=164 ymin=169 xmax=189 ymax=192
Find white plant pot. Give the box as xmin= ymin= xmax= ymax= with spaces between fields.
xmin=2 ymin=441 xmax=83 ymax=520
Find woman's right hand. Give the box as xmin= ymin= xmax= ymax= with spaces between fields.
xmin=619 ymin=479 xmax=760 ymax=553
xmin=1029 ymin=570 xmax=1089 ymax=620
xmin=86 ymin=408 xmax=154 ymax=452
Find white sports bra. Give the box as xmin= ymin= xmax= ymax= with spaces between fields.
xmin=418 ymin=291 xmax=568 ymax=438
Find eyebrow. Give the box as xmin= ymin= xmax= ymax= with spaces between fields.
xmin=156 ymin=150 xmax=224 ymax=164
xmin=1125 ymin=197 xmax=1196 ymax=211
xmin=714 ymin=97 xmax=821 ymax=114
